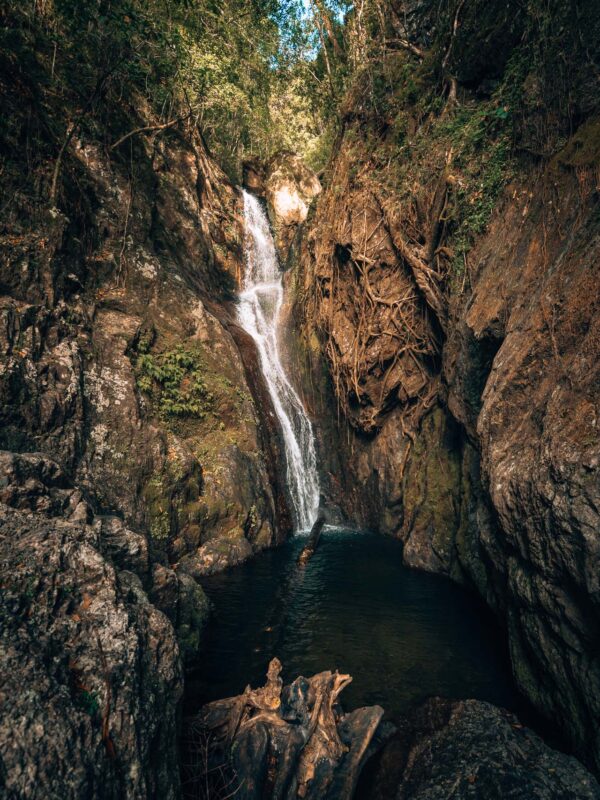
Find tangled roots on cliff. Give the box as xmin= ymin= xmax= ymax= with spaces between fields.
xmin=302 ymin=165 xmax=451 ymax=435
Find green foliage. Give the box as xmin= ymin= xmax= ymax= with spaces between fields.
xmin=5 ymin=0 xmax=599 ymax=182
xmin=451 ymin=136 xmax=511 ymax=272
xmin=78 ymin=690 xmax=100 ymax=718
xmin=431 ymin=102 xmax=514 ymax=273
xmin=515 ymin=0 xmax=600 ymax=149
xmin=136 ymin=345 xmax=213 ymax=420
xmin=4 ymin=0 xmax=327 ymax=178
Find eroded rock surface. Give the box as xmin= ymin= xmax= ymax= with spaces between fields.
xmin=0 ymin=503 xmax=182 ymax=799
xmin=366 ymin=698 xmax=600 ymax=800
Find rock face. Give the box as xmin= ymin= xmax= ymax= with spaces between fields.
xmin=0 ymin=127 xmax=286 ymax=575
xmin=243 ymin=151 xmax=321 ymax=260
xmin=441 ymin=153 xmax=600 ymax=770
xmin=0 ymin=7 xmax=295 ymax=795
xmin=0 ymin=2 xmax=293 ymax=586
xmin=0 ymin=504 xmax=182 ymax=799
xmin=366 ymin=698 xmax=600 ymax=800
xmin=193 ymin=658 xmax=389 ymax=800
xmin=294 ymin=0 xmax=600 ymax=777
xmin=292 ymin=146 xmax=441 ymax=437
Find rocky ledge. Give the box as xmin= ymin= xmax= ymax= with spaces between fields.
xmin=0 ymin=450 xmax=210 ymax=798
xmin=367 ymin=698 xmax=600 ymax=800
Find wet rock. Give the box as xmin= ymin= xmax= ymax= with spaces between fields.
xmin=178 ymin=530 xmax=254 ymax=577
xmin=194 ymin=658 xmax=389 ymax=800
xmin=400 ymin=408 xmax=463 ymax=573
xmin=242 ymin=158 xmax=267 ymax=195
xmin=298 ymin=511 xmax=326 ymax=565
xmin=366 ymin=698 xmax=600 ymax=800
xmin=224 ymin=319 xmax=294 ymax=545
xmin=150 ymin=565 xmax=210 ymax=664
xmin=0 ymin=505 xmax=182 ymax=799
xmin=246 ymin=151 xmax=321 ymax=261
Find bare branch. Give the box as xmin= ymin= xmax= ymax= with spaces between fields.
xmin=110 ymin=112 xmax=193 ymax=150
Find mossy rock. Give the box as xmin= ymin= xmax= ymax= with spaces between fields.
xmin=175 ymin=573 xmax=210 ymax=665
xmin=402 ymin=407 xmax=463 ymax=572
xmin=554 ymin=118 xmax=600 ymax=169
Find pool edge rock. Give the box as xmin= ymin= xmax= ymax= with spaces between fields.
xmin=364 ymin=698 xmax=600 ymax=800
xmin=293 ymin=6 xmax=600 ymax=774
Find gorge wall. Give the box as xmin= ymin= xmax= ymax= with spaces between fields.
xmin=285 ymin=0 xmax=600 ymax=776
xmin=1 ymin=0 xmax=600 ymax=796
xmin=0 ymin=6 xmax=292 ymax=796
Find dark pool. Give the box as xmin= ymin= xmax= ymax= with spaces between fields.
xmin=186 ymin=528 xmax=521 ymax=718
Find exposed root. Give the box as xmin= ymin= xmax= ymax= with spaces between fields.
xmin=300 ymin=143 xmax=457 ymax=436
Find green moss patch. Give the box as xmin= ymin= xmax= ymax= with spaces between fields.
xmin=555 ymin=118 xmax=600 ymax=169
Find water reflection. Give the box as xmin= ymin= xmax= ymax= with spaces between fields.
xmin=186 ymin=529 xmax=520 ymax=718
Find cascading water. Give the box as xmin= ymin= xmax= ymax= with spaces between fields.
xmin=238 ymin=189 xmax=320 ymax=531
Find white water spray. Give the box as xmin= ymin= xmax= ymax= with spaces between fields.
xmin=238 ymin=190 xmax=320 ymax=531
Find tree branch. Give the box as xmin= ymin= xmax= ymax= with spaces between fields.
xmin=387 ymin=38 xmax=425 ymax=59
xmin=110 ymin=112 xmax=193 ymax=150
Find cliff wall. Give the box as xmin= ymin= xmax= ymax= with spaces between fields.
xmin=293 ymin=0 xmax=600 ymax=772
xmin=0 ymin=6 xmax=291 ymax=795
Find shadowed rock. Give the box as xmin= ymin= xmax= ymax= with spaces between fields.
xmin=365 ymin=698 xmax=600 ymax=800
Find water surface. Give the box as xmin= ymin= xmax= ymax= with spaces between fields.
xmin=187 ymin=529 xmax=520 ymax=717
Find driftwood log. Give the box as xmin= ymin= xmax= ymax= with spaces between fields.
xmin=298 ymin=512 xmax=326 ymax=565
xmin=194 ymin=658 xmax=390 ymax=800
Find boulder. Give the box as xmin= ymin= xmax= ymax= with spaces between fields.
xmin=366 ymin=698 xmax=600 ymax=800
xmin=0 ymin=505 xmax=182 ymax=799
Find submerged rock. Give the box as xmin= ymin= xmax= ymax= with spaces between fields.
xmin=192 ymin=658 xmax=389 ymax=799
xmin=298 ymin=511 xmax=326 ymax=565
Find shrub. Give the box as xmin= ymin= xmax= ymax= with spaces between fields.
xmin=136 ymin=345 xmax=213 ymax=420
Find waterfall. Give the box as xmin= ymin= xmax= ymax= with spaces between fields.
xmin=238 ymin=189 xmax=320 ymax=531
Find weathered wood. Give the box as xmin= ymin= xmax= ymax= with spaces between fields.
xmin=194 ymin=659 xmax=389 ymax=800
xmin=298 ymin=512 xmax=326 ymax=565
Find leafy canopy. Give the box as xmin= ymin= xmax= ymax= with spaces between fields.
xmin=6 ymin=0 xmax=356 ymax=174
